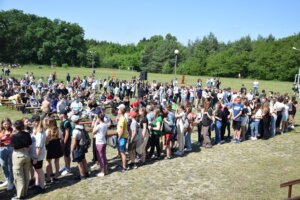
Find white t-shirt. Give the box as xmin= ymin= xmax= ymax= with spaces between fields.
xmin=30 ymin=132 xmax=46 ymax=161
xmin=254 ymin=109 xmax=262 ymax=121
xmin=71 ymin=101 xmax=83 ymax=113
xmin=253 ymin=81 xmax=259 ymax=88
xmin=92 ymin=81 xmax=97 ymax=90
xmin=72 ymin=125 xmax=84 ymax=140
xmin=95 ymin=123 xmax=107 ymax=145
xmin=274 ymin=102 xmax=285 ymax=112
xmin=217 ymin=93 xmax=223 ymax=100
xmin=246 ymin=93 xmax=254 ymax=101
xmin=174 ymin=86 xmax=179 ymax=94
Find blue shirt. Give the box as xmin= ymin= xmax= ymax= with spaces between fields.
xmin=232 ymin=104 xmax=244 ymax=122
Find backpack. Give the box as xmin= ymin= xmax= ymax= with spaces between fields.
xmin=162 ymin=121 xmax=173 ymax=134
xmin=75 ymin=127 xmax=91 ymax=152
xmin=182 ymin=115 xmax=190 ymax=133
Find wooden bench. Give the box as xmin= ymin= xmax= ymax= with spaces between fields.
xmin=25 ymin=107 xmax=42 ymax=114
xmin=280 ymin=179 xmax=300 ymax=200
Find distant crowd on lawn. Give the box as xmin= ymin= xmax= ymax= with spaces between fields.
xmin=0 ymin=70 xmax=298 ymax=200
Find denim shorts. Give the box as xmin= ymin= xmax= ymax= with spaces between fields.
xmin=118 ymin=137 xmax=128 ymax=153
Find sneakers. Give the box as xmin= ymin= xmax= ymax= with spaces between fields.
xmin=90 ymin=163 xmax=99 ymax=171
xmin=291 ymin=125 xmax=295 ymax=129
xmin=196 ymin=142 xmax=202 ymax=146
xmin=174 ymin=151 xmax=184 ymax=156
xmin=59 ymin=167 xmax=66 ymax=173
xmin=164 ymin=156 xmax=172 ymax=160
xmin=97 ymin=172 xmax=105 ymax=177
xmin=184 ymin=148 xmax=192 ymax=152
xmin=235 ymin=139 xmax=240 ymax=144
xmin=0 ymin=181 xmax=8 ymax=188
xmin=251 ymin=137 xmax=257 ymax=141
xmin=61 ymin=168 xmax=71 ymax=176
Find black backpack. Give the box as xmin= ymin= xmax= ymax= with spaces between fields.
xmin=75 ymin=127 xmax=91 ymax=152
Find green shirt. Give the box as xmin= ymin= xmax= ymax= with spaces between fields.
xmin=152 ymin=116 xmax=163 ymax=135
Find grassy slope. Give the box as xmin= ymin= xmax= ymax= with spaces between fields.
xmin=0 ymin=65 xmax=299 ymax=200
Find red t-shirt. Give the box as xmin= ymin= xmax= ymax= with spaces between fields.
xmin=0 ymin=131 xmax=12 ymax=146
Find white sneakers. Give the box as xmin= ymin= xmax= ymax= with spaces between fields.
xmin=0 ymin=181 xmax=8 ymax=188
xmin=250 ymin=137 xmax=257 ymax=141
xmin=90 ymin=163 xmax=99 ymax=171
xmin=97 ymin=172 xmax=105 ymax=177
xmin=61 ymin=168 xmax=71 ymax=176
xmin=184 ymin=148 xmax=192 ymax=152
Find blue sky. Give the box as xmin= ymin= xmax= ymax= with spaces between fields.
xmin=1 ymin=0 xmax=300 ymax=44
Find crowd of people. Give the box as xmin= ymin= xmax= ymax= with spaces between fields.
xmin=0 ymin=70 xmax=298 ymax=200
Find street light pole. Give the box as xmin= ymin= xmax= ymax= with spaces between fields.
xmin=89 ymin=50 xmax=96 ymax=75
xmin=174 ymin=49 xmax=179 ymax=78
xmin=292 ymin=47 xmax=300 ymax=97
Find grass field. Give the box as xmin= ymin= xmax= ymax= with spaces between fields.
xmin=0 ymin=65 xmax=299 ymax=200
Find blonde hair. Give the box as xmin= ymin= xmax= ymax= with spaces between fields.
xmin=46 ymin=118 xmax=60 ymax=140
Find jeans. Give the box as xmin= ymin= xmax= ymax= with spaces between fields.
xmin=221 ymin=121 xmax=231 ymax=140
xmin=215 ymin=120 xmax=222 ymax=144
xmin=0 ymin=146 xmax=14 ymax=185
xmin=250 ymin=121 xmax=260 ymax=137
xmin=185 ymin=132 xmax=192 ymax=149
xmin=271 ymin=115 xmax=277 ymax=137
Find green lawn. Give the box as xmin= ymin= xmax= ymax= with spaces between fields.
xmin=0 ymin=66 xmax=299 ymax=200
xmin=5 ymin=65 xmax=295 ymax=94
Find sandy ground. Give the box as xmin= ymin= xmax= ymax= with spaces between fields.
xmin=1 ymin=130 xmax=300 ymax=200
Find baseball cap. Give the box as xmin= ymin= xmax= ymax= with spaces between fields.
xmin=29 ymin=114 xmax=40 ymax=122
xmin=70 ymin=115 xmax=80 ymax=123
xmin=117 ymin=104 xmax=126 ymax=109
xmin=129 ymin=111 xmax=137 ymax=118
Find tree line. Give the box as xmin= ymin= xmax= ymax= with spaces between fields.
xmin=1 ymin=9 xmax=300 ymax=81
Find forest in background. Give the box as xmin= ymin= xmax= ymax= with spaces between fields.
xmin=1 ymin=9 xmax=300 ymax=81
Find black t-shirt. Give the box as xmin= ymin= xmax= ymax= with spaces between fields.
xmin=10 ymin=131 xmax=32 ymax=149
xmin=222 ymin=107 xmax=230 ymax=122
xmin=215 ymin=109 xmax=223 ymax=121
xmin=139 ymin=117 xmax=148 ymax=130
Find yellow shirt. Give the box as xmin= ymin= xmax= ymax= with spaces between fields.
xmin=117 ymin=116 xmax=128 ymax=139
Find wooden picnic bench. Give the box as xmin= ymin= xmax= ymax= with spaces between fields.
xmin=281 ymin=179 xmax=300 ymax=200
xmin=24 ymin=107 xmax=42 ymax=114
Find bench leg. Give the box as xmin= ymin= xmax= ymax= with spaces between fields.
xmin=288 ymin=185 xmax=292 ymax=198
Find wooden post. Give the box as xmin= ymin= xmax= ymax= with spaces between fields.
xmin=288 ymin=185 xmax=292 ymax=198
xmin=112 ymin=72 xmax=115 ymax=81
xmin=181 ymin=75 xmax=185 ymax=84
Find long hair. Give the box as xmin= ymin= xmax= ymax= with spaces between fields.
xmin=0 ymin=118 xmax=13 ymax=133
xmin=47 ymin=117 xmax=59 ymax=140
xmin=33 ymin=119 xmax=43 ymax=135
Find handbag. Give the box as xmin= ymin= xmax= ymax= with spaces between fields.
xmin=108 ymin=135 xmax=117 ymax=148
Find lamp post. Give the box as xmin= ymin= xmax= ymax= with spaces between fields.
xmin=292 ymin=47 xmax=300 ymax=97
xmin=89 ymin=50 xmax=96 ymax=75
xmin=174 ymin=49 xmax=179 ymax=78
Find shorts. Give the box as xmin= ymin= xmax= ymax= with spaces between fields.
xmin=232 ymin=121 xmax=241 ymax=131
xmin=128 ymin=141 xmax=137 ymax=152
xmin=31 ymin=160 xmax=43 ymax=169
xmin=164 ymin=133 xmax=172 ymax=146
xmin=289 ymin=111 xmax=296 ymax=116
xmin=118 ymin=137 xmax=128 ymax=153
xmin=72 ymin=149 xmax=86 ymax=163
xmin=63 ymin=141 xmax=71 ymax=157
